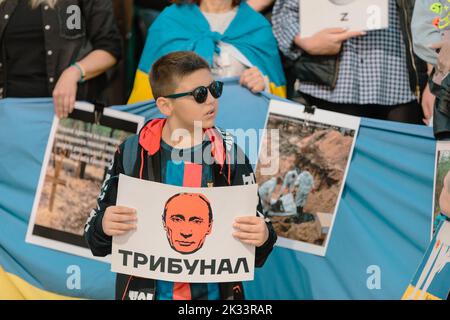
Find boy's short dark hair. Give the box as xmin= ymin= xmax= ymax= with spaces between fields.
xmin=149 ymin=51 xmax=210 ymax=99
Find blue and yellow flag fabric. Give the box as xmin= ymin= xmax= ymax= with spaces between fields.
xmin=128 ymin=3 xmax=286 ymax=104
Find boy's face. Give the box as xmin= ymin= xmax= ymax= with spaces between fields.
xmin=163 ymin=194 xmax=212 ymax=254
xmin=157 ymin=68 xmax=219 ymax=130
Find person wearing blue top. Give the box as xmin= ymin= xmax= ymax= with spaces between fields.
xmin=128 ymin=0 xmax=286 ymax=104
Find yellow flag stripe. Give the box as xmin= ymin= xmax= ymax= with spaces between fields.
xmin=401 ymin=284 xmax=442 ymax=300
xmin=269 ymin=83 xmax=286 ymax=98
xmin=0 ymin=266 xmax=80 ymax=300
xmin=128 ymin=69 xmax=154 ymax=104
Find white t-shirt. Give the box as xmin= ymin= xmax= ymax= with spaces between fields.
xmin=202 ymin=9 xmax=252 ymax=78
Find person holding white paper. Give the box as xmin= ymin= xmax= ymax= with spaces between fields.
xmin=84 ymin=51 xmax=277 ymax=300
xmin=272 ymin=0 xmax=431 ymax=125
xmin=127 ymin=0 xmax=287 ymax=104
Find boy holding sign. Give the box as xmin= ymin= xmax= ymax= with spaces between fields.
xmin=84 ymin=51 xmax=277 ymax=300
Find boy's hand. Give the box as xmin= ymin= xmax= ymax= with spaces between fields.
xmin=102 ymin=206 xmax=137 ymax=236
xmin=233 ymin=216 xmax=269 ymax=247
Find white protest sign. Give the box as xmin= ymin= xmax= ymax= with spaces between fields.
xmin=300 ymin=0 xmax=389 ymax=38
xmin=111 ymin=174 xmax=258 ymax=283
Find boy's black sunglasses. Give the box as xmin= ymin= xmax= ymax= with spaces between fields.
xmin=163 ymin=81 xmax=223 ymax=104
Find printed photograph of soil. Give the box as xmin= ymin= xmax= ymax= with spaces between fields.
xmin=35 ymin=158 xmax=105 ymax=236
xmin=256 ymin=113 xmax=356 ymax=248
xmin=433 ymin=144 xmax=450 ymax=232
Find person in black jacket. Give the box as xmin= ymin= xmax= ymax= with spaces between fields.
xmin=0 ymin=0 xmax=122 ymax=118
xmin=84 ymin=51 xmax=277 ymax=300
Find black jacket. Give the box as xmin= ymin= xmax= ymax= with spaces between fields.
xmin=396 ymin=0 xmax=428 ymax=101
xmin=0 ymin=0 xmax=122 ymax=100
xmin=134 ymin=0 xmax=171 ymax=11
xmin=84 ymin=118 xmax=277 ymax=300
xmin=285 ymin=0 xmax=428 ymax=102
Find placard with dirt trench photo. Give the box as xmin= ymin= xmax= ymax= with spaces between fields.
xmin=26 ymin=102 xmax=145 ymax=260
xmin=432 ymin=141 xmax=450 ymax=237
xmin=256 ymin=100 xmax=360 ymax=256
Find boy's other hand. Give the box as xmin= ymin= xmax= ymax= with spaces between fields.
xmin=233 ymin=216 xmax=269 ymax=247
xmin=102 ymin=206 xmax=137 ymax=236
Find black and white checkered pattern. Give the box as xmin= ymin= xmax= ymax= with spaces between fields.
xmin=272 ymin=0 xmax=417 ymax=105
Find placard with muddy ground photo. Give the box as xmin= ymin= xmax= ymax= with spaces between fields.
xmin=432 ymin=141 xmax=450 ymax=237
xmin=256 ymin=100 xmax=360 ymax=256
xmin=26 ymin=102 xmax=144 ymax=260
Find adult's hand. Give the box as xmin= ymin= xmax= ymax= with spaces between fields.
xmin=52 ymin=66 xmax=80 ymax=118
xmin=421 ymin=83 xmax=435 ymax=125
xmin=240 ymin=67 xmax=266 ymax=93
xmin=53 ymin=50 xmax=118 ymax=118
xmin=294 ymin=28 xmax=366 ymax=56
